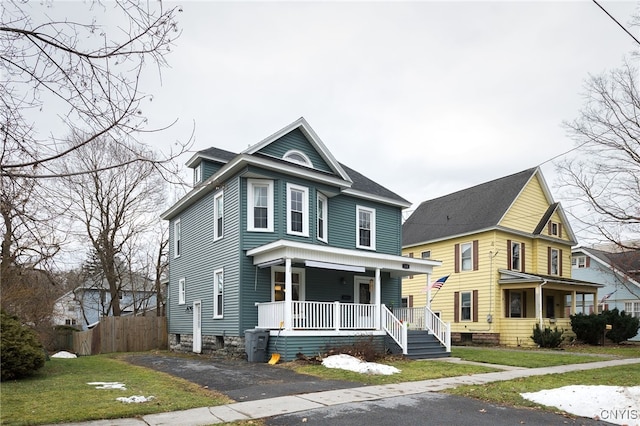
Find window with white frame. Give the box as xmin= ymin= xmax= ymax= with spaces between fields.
xmin=178 ymin=278 xmax=186 ymax=305
xmin=356 ymin=206 xmax=376 ymax=250
xmin=421 ymin=251 xmax=431 ymax=259
xmin=461 ymin=291 xmax=472 ymax=321
xmin=283 ymin=150 xmax=312 ymax=167
xmin=247 ymin=179 xmax=274 ymax=232
xmin=287 ymin=183 xmax=309 ymax=236
xmin=572 ymin=255 xmax=587 ymax=268
xmin=550 ymin=248 xmax=559 ymax=275
xmin=272 ymin=267 xmax=305 ymax=302
xmin=174 ymin=219 xmax=181 ymax=258
xmin=213 ymin=269 xmax=223 ymax=318
xmin=624 ymin=301 xmax=640 ymax=318
xmin=511 ymin=241 xmax=521 ymax=271
xmin=214 ymin=191 xmax=224 ymax=241
xmin=461 ymin=242 xmax=473 ymax=271
xmin=317 ymin=192 xmax=328 ymax=243
xmin=193 ymin=164 xmax=201 ymax=185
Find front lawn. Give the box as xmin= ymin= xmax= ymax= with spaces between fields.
xmin=0 ymin=354 xmax=232 ymax=426
xmin=450 ymin=346 xmax=617 ymax=367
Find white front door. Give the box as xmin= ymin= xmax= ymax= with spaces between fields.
xmin=192 ymin=301 xmax=202 ymax=353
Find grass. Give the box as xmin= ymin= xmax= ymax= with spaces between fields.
xmin=446 ymin=363 xmax=640 ymax=409
xmin=286 ymin=358 xmax=499 ymax=386
xmin=450 ymin=346 xmax=617 ymax=367
xmin=2 ymin=344 xmax=638 ymax=425
xmin=0 ymin=354 xmax=232 ymax=426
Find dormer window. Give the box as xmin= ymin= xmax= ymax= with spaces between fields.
xmin=283 ymin=150 xmax=312 ymax=167
xmin=193 ymin=164 xmax=201 ymax=185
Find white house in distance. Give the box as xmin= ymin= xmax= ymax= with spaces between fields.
xmin=571 ymin=245 xmax=640 ymax=341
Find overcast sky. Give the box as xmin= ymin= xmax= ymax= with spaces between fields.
xmin=28 ymin=1 xmax=640 ymax=244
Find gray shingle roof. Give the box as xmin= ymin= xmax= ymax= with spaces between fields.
xmin=402 ymin=168 xmax=538 ymax=246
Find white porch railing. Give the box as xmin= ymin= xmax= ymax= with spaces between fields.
xmin=382 ymin=304 xmax=408 ymax=354
xmin=256 ymin=301 xmax=377 ymax=330
xmin=394 ymin=306 xmax=451 ymax=352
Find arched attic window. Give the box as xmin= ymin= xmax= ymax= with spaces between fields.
xmin=283 ymin=150 xmax=312 ymax=167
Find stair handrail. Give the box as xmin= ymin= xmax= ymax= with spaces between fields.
xmin=424 ymin=306 xmax=451 ymax=352
xmin=381 ymin=304 xmax=408 ymax=355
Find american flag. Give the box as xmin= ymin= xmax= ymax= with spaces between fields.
xmin=600 ymin=290 xmax=615 ymax=303
xmin=431 ymin=275 xmax=450 ymax=290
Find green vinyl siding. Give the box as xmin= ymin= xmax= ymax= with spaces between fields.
xmin=200 ymin=160 xmax=225 ymax=182
xmin=257 ymin=129 xmax=333 ymax=173
xmin=266 ymin=334 xmax=385 ymax=361
xmin=167 ymin=177 xmax=242 ymax=336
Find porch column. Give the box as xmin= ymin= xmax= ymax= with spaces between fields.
xmin=284 ymin=258 xmax=292 ymax=331
xmin=536 ymin=281 xmax=547 ymax=328
xmin=375 ymin=268 xmax=381 ymax=330
xmin=571 ymin=290 xmax=577 ymax=315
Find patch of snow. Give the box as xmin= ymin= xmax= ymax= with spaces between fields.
xmin=322 ymin=354 xmax=401 ymax=375
xmin=51 ymin=351 xmax=77 ymax=358
xmin=117 ymin=395 xmax=155 ymax=403
xmin=521 ymin=385 xmax=640 ymax=426
xmin=87 ymin=382 xmax=127 ymax=390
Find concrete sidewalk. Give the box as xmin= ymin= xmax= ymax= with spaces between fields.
xmin=53 ymin=357 xmax=640 ymax=426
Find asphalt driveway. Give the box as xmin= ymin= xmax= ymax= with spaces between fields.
xmin=125 ymin=353 xmax=361 ymax=402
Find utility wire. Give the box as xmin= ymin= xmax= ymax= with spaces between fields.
xmin=592 ymin=0 xmax=640 ymax=46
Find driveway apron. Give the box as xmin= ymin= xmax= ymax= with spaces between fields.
xmin=125 ymin=354 xmax=361 ymax=402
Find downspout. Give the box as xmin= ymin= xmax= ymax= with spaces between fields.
xmin=537 ymin=280 xmax=548 ymax=329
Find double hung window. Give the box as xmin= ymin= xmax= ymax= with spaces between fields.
xmin=356 ymin=206 xmax=376 ymax=250
xmin=247 ymin=179 xmax=274 ymax=232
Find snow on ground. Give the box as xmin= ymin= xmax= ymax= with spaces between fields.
xmin=87 ymin=382 xmax=127 ymax=390
xmin=322 ymin=354 xmax=400 ymax=375
xmin=117 ymin=396 xmax=155 ymax=403
xmin=522 ymin=385 xmax=640 ymax=426
xmin=51 ymin=351 xmax=77 ymax=358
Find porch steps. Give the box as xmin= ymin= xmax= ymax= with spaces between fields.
xmin=405 ymin=330 xmax=449 ymax=359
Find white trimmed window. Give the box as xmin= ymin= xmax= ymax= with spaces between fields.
xmin=287 ymin=183 xmax=309 ymax=237
xmin=461 ymin=291 xmax=472 ymax=321
xmin=317 ymin=192 xmax=328 ymax=243
xmin=213 ymin=269 xmax=223 ymax=318
xmin=550 ymin=248 xmax=559 ymax=275
xmin=247 ymin=179 xmax=274 ymax=232
xmin=214 ymin=191 xmax=224 ymax=241
xmin=461 ymin=242 xmax=473 ymax=271
xmin=178 ymin=278 xmax=186 ymax=305
xmin=624 ymin=301 xmax=640 ymax=318
xmin=174 ymin=219 xmax=181 ymax=258
xmin=193 ymin=164 xmax=201 ymax=185
xmin=356 ymin=206 xmax=376 ymax=250
xmin=272 ymin=267 xmax=305 ymax=302
xmin=572 ymin=255 xmax=587 ymax=269
xmin=511 ymin=241 xmax=521 ymax=271
xmin=283 ymin=150 xmax=312 ymax=167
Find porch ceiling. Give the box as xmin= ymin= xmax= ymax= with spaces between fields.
xmin=498 ymin=269 xmax=603 ymax=288
xmin=247 ymin=239 xmax=441 ymax=277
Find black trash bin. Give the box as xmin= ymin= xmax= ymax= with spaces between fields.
xmin=245 ymin=329 xmax=270 ymax=363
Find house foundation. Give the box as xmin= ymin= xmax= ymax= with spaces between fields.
xmin=169 ymin=333 xmax=247 ymax=358
xmin=451 ymin=332 xmax=500 ymax=345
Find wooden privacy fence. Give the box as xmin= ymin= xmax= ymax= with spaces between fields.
xmin=73 ymin=316 xmax=167 ymax=356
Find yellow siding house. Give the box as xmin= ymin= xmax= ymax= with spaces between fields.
xmin=401 ymin=168 xmax=602 ymax=347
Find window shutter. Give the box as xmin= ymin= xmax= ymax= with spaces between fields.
xmin=559 ymin=249 xmax=563 ymax=276
xmin=507 ymin=240 xmax=512 ymax=269
xmin=454 ymin=292 xmax=460 ymax=322
xmin=559 ymin=223 xmax=563 ymax=238
xmin=473 ymin=240 xmax=479 ymax=271
xmin=548 ymin=222 xmax=552 ymax=234
xmin=586 ymin=256 xmax=590 ymax=268
xmin=472 ymin=290 xmax=479 ymax=322
xmin=409 ymin=252 xmax=414 ymax=258
xmin=547 ymin=247 xmax=552 ymax=275
xmin=521 ymin=243 xmax=526 ymax=272
xmin=522 ymin=291 xmax=527 ymax=317
xmin=408 ymin=295 xmax=414 ymax=308
xmin=454 ymin=244 xmax=460 ymax=273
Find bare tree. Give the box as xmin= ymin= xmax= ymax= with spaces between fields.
xmin=58 ymin=136 xmax=166 ymax=316
xmin=1 ymin=0 xmax=191 ymax=181
xmin=558 ymin=58 xmax=640 ymax=250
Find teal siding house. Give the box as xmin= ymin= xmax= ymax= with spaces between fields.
xmin=161 ymin=118 xmax=444 ymax=360
xmin=571 ymin=246 xmax=640 ymax=341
